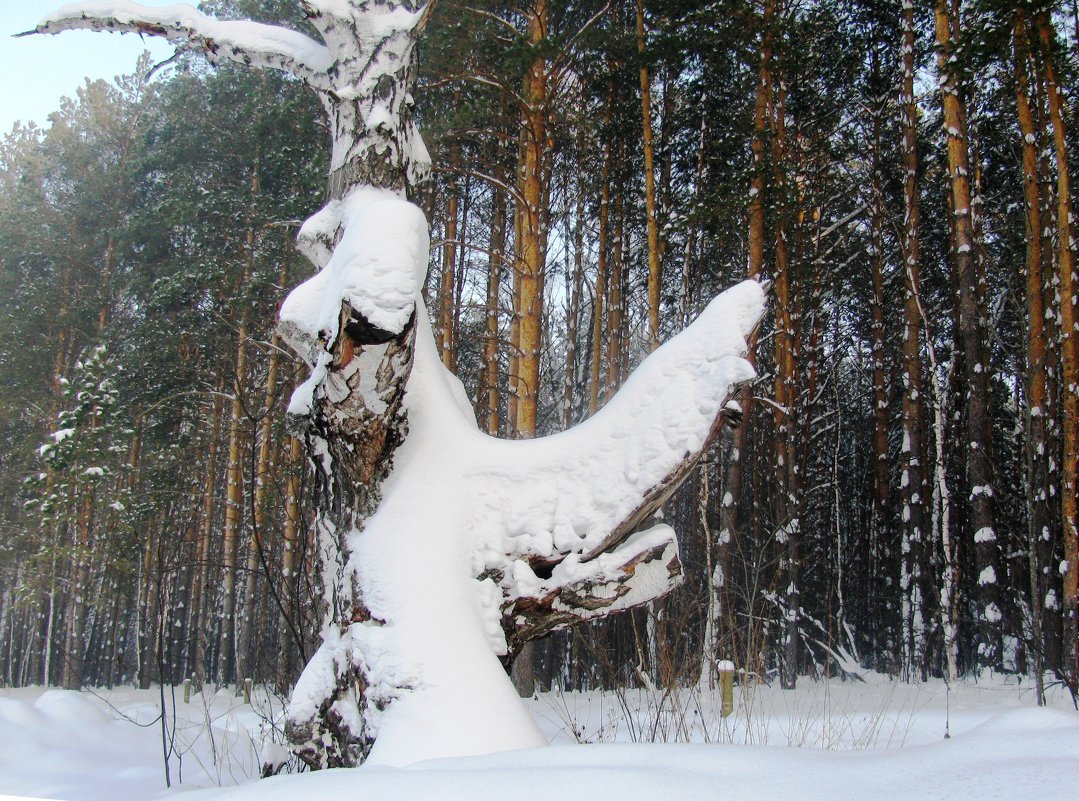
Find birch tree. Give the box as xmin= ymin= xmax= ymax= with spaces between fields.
xmin=32 ymin=0 xmax=764 ymax=769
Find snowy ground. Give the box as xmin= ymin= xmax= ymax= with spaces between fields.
xmin=1 ymin=675 xmax=1076 ymax=801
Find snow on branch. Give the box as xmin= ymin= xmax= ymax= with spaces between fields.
xmin=475 ymin=280 xmax=763 ymax=549
xmin=27 ymin=1 xmax=334 ymax=90
xmin=467 ymin=281 xmax=764 ymax=642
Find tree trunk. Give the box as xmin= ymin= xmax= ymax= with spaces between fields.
xmin=636 ymin=0 xmax=662 ymax=351
xmin=770 ymin=52 xmax=799 ymax=690
xmin=588 ymin=134 xmax=612 ymax=416
xmin=869 ymin=105 xmax=890 ymax=533
xmin=189 ymin=385 xmax=223 ymax=684
xmin=562 ymin=173 xmax=585 ymax=428
xmin=239 ymin=256 xmax=289 ymax=683
xmin=1014 ymin=8 xmax=1049 ymax=701
xmin=718 ymin=1 xmax=773 ymax=681
xmin=439 ymin=162 xmax=459 ymax=369
xmin=899 ymin=0 xmax=928 ymax=681
xmin=1031 ymin=42 xmax=1065 ymax=679
xmin=451 ymin=174 xmax=471 ymax=360
xmin=605 ymin=170 xmax=626 ymax=401
xmin=1036 ymin=9 xmax=1079 ymax=692
xmin=934 ymin=0 xmax=1000 ymax=670
xmin=217 ymin=168 xmax=258 ymax=688
xmin=679 ymin=113 xmax=708 ymax=329
xmin=748 ymin=0 xmax=774 ymax=281
xmin=276 ymin=433 xmax=304 ymax=693
xmin=37 ymin=0 xmax=764 ymax=771
xmin=485 ymin=188 xmax=506 ymax=435
xmin=513 ymin=0 xmax=550 ymax=440
xmin=506 ymin=0 xmax=552 ymax=697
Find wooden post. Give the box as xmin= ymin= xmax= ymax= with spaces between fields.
xmin=717 ymin=659 xmax=735 ymax=718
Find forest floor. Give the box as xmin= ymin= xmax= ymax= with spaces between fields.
xmin=1 ymin=672 xmax=1076 ymax=801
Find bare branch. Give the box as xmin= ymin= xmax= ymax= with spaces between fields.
xmin=430 ymin=164 xmax=526 ymax=206
xmin=25 ymin=1 xmax=333 ymax=91
xmin=548 ymin=1 xmax=611 ymax=80
xmin=463 ymin=5 xmax=522 ymax=38
xmin=414 ymin=0 xmax=440 ymax=36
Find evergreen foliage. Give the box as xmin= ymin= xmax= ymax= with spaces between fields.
xmin=1 ymin=0 xmax=1077 ymax=698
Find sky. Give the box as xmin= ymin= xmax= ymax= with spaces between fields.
xmin=1 ymin=0 xmax=175 ymax=135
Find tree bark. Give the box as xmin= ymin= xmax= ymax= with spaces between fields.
xmin=769 ymin=45 xmax=799 ymax=690
xmin=239 ymin=254 xmax=290 ymax=683
xmin=189 ymin=385 xmax=223 ymax=684
xmin=439 ymin=161 xmax=459 ymax=369
xmin=717 ymin=1 xmax=773 ymax=677
xmin=276 ymin=433 xmax=304 ymax=693
xmin=934 ymin=0 xmax=1000 ymax=670
xmin=606 ymin=169 xmax=626 ymax=401
xmin=1036 ymin=9 xmax=1079 ymax=692
xmin=869 ymin=103 xmax=890 ymax=530
xmin=748 ymin=0 xmax=774 ymax=281
xmin=1014 ymin=8 xmax=1049 ymax=701
xmin=588 ymin=134 xmax=612 ymax=415
xmin=562 ymin=171 xmax=585 ymax=428
xmin=899 ymin=0 xmax=928 ymax=681
xmin=513 ymin=0 xmax=550 ymax=439
xmin=636 ymin=0 xmax=662 ymax=351
xmin=485 ymin=188 xmax=506 ymax=435
xmin=217 ymin=165 xmax=258 ymax=688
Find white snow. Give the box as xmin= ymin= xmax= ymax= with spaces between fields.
xmin=1 ymin=679 xmax=1076 ymax=801
xmin=1045 ymin=588 xmax=1058 ymax=609
xmin=282 ymin=275 xmax=763 ymax=768
xmin=279 ymin=187 xmax=430 ymax=363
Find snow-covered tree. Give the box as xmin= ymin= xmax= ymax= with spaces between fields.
xmin=31 ymin=0 xmax=763 ymax=768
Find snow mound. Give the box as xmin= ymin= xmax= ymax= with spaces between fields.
xmin=33 ymin=688 xmax=110 ymax=724
xmin=152 ymin=709 xmax=1079 ymax=801
xmin=2 ymin=681 xmax=1077 ymax=801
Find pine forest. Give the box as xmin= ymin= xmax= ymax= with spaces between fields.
xmin=1 ymin=0 xmax=1077 ymax=709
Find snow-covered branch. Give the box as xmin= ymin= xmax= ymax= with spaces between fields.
xmin=461 ymin=279 xmax=766 ymax=647
xmin=477 ymin=279 xmax=763 ymax=550
xmin=504 ymin=524 xmax=681 ymax=649
xmin=28 ymin=1 xmax=334 ymax=91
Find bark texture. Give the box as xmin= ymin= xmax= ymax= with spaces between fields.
xmin=899 ymin=0 xmax=927 ymax=680
xmin=934 ymin=0 xmax=1000 ymax=669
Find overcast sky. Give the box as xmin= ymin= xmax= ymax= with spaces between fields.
xmin=1 ymin=0 xmax=174 ymax=135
